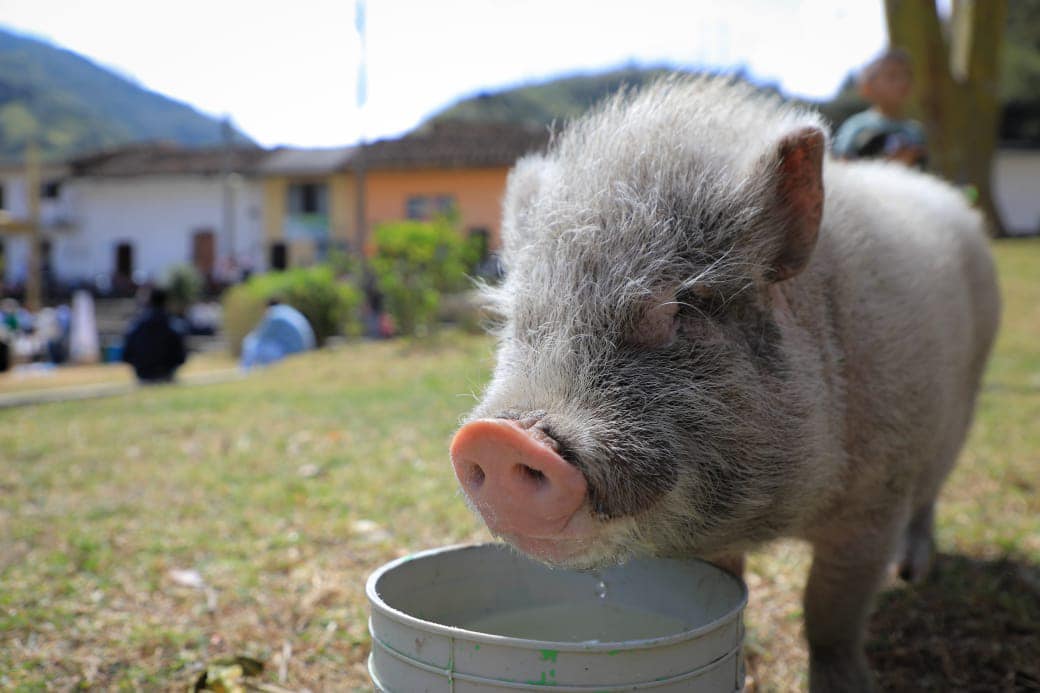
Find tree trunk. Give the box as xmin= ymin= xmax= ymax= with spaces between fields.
xmin=958 ymin=0 xmax=1008 ymax=236
xmin=883 ymin=0 xmax=1007 ymax=236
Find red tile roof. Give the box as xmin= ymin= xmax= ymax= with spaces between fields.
xmin=350 ymin=121 xmax=549 ymax=171
xmin=62 ymin=122 xmax=548 ymax=178
xmin=68 ymin=142 xmax=267 ymax=177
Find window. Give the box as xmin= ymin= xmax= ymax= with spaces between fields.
xmin=434 ymin=195 xmax=456 ymax=216
xmin=41 ymin=181 xmax=61 ymax=199
xmin=406 ymin=196 xmax=427 ymax=220
xmin=288 ymin=182 xmax=328 ymax=215
xmin=405 ymin=194 xmax=457 ymax=220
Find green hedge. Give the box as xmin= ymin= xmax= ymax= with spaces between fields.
xmin=370 ymin=218 xmax=479 ymax=337
xmin=222 ymin=266 xmax=361 ymax=356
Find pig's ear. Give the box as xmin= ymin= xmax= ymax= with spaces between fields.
xmin=765 ymin=127 xmax=825 ymax=282
xmin=501 ymin=154 xmax=551 ymax=254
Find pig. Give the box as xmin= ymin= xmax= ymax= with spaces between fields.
xmin=449 ymin=76 xmax=1000 ymax=692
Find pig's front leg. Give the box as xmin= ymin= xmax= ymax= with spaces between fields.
xmin=708 ymin=553 xmax=746 ymax=580
xmin=803 ymin=516 xmax=904 ymax=693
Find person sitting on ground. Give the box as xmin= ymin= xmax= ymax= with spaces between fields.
xmin=832 ymin=48 xmax=927 ymax=168
xmin=240 ymin=298 xmax=316 ymax=370
xmin=122 ymin=287 xmax=187 ymax=383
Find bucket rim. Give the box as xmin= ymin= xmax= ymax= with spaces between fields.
xmin=365 ymin=542 xmax=748 ymax=652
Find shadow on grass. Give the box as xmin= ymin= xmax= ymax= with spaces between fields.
xmin=867 ymin=553 xmax=1040 ymax=692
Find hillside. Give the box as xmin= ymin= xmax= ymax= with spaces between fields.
xmin=426 ymin=65 xmax=857 ymax=133
xmin=428 ymin=67 xmax=681 ymax=129
xmin=0 ymin=27 xmax=253 ymax=162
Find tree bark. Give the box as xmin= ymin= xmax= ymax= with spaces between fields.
xmin=883 ymin=0 xmax=1007 ymax=236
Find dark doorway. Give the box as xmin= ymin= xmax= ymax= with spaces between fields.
xmin=192 ymin=229 xmax=216 ymax=278
xmin=115 ymin=242 xmax=133 ymax=279
xmin=39 ymin=239 xmax=52 ymax=276
xmin=270 ymin=242 xmax=288 ymax=271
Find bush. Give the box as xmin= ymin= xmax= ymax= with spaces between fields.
xmin=161 ymin=264 xmax=203 ymax=314
xmin=222 ymin=265 xmax=361 ymax=356
xmin=370 ymin=217 xmax=479 ymax=337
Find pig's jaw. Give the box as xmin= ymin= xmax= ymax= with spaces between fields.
xmin=482 ymin=506 xmax=640 ymax=570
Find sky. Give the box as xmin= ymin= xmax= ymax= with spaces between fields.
xmin=0 ymin=0 xmax=890 ymax=149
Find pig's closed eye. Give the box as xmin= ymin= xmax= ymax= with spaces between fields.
xmin=676 ymin=288 xmax=720 ymax=320
xmin=629 ymin=294 xmax=679 ymax=348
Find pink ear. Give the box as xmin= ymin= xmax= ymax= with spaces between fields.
xmin=771 ymin=127 xmax=825 ymax=281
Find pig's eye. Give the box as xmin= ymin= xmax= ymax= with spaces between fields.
xmin=675 ymin=287 xmax=721 ymax=320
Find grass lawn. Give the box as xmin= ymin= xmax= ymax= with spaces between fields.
xmin=1 ymin=238 xmax=1038 ymax=691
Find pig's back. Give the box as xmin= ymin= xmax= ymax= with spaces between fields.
xmin=811 ymin=160 xmax=999 ymax=490
xmin=819 ymin=159 xmax=999 ymax=366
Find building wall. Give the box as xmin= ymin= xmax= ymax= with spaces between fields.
xmin=261 ymin=173 xmax=354 ymax=267
xmin=50 ymin=175 xmax=264 ymax=285
xmin=1 ymin=170 xmax=83 ymax=287
xmin=993 ymin=148 xmax=1040 ymax=235
xmin=262 ymin=177 xmax=287 ymax=246
xmin=360 ymin=166 xmax=511 ymax=250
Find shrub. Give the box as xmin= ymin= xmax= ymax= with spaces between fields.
xmin=222 ymin=265 xmax=361 ymax=356
xmin=369 ymin=217 xmax=479 ymax=337
xmin=161 ymin=263 xmax=204 ymax=314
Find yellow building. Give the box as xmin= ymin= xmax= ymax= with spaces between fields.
xmin=259 ymin=122 xmax=548 ymax=269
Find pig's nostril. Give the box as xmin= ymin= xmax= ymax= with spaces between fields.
xmin=462 ymin=462 xmax=486 ymax=489
xmin=515 ymin=463 xmax=548 ymax=487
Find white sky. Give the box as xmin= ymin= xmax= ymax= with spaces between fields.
xmin=0 ymin=0 xmax=889 ymax=149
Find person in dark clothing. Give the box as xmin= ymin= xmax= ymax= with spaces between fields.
xmin=122 ymin=287 xmax=187 ymax=383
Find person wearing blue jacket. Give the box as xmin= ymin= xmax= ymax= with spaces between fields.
xmin=240 ymin=298 xmax=316 ymax=369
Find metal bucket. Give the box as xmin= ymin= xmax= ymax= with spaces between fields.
xmin=367 ymin=543 xmax=747 ymax=691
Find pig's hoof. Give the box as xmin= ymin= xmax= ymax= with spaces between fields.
xmin=809 ymin=653 xmax=875 ymax=693
xmin=897 ymin=534 xmax=934 ymax=583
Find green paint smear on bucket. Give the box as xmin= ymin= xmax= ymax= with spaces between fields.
xmin=526 ymin=670 xmax=557 ymax=686
xmin=539 ymin=649 xmax=558 ymax=662
xmin=607 ymin=649 xmax=621 ymax=656
xmin=473 ymin=644 xmax=480 ymax=651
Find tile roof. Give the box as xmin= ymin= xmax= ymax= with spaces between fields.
xmin=68 ymin=142 xmax=267 ymax=177
xmin=352 ymin=121 xmax=549 ymax=171
xmin=58 ymin=122 xmax=548 ymax=179
xmin=258 ymin=146 xmax=356 ymax=175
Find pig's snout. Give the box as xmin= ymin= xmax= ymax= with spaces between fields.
xmin=450 ymin=418 xmax=588 ymax=538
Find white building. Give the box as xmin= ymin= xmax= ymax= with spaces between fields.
xmin=1 ymin=143 xmax=267 ymax=292
xmin=0 ymin=160 xmax=70 ymax=289
xmin=993 ymin=147 xmax=1040 ymax=236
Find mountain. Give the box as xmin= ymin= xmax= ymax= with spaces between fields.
xmin=423 ymin=65 xmax=834 ymax=133
xmin=0 ymin=27 xmax=254 ymax=163
xmin=428 ymin=67 xmax=681 ymax=129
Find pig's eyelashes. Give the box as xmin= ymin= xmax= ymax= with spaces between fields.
xmin=675 ymin=288 xmax=722 ymax=321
